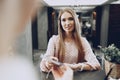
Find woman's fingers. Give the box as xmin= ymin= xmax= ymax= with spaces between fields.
xmin=45 ymin=56 xmax=59 ymax=70
xmin=95 ymin=65 xmax=101 ymax=70
xmin=45 ymin=61 xmax=53 ymax=70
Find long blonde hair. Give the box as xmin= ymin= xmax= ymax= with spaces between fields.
xmin=58 ymin=8 xmax=85 ymax=62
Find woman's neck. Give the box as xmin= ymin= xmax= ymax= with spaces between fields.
xmin=65 ymin=33 xmax=73 ymax=42
xmin=65 ymin=32 xmax=72 ymax=38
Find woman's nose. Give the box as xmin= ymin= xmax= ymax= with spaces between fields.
xmin=65 ymin=20 xmax=70 ymax=25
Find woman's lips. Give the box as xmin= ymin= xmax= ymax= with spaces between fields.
xmin=65 ymin=26 xmax=72 ymax=29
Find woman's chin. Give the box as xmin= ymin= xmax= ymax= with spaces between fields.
xmin=65 ymin=30 xmax=73 ymax=33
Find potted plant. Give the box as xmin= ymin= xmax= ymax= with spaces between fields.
xmin=99 ymin=44 xmax=120 ymax=79
xmin=99 ymin=44 xmax=120 ymax=64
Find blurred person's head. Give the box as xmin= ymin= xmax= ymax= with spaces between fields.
xmin=0 ymin=0 xmax=41 ymax=80
xmin=0 ymin=0 xmax=39 ymax=56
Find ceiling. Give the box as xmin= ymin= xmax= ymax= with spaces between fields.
xmin=40 ymin=0 xmax=120 ymax=12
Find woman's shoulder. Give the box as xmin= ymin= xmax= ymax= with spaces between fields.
xmin=81 ymin=36 xmax=87 ymax=41
xmin=80 ymin=36 xmax=90 ymax=45
xmin=51 ymin=35 xmax=59 ymax=40
xmin=52 ymin=35 xmax=59 ymax=38
xmin=49 ymin=35 xmax=59 ymax=43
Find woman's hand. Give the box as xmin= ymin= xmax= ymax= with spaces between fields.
xmin=45 ymin=56 xmax=58 ymax=70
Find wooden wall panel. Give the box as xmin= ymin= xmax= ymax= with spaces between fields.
xmin=108 ymin=4 xmax=120 ymax=48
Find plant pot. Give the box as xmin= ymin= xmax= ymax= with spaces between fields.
xmin=105 ymin=60 xmax=120 ymax=79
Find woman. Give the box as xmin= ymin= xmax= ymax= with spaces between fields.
xmin=40 ymin=8 xmax=100 ymax=80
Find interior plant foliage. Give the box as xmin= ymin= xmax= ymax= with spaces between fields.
xmin=99 ymin=44 xmax=120 ymax=64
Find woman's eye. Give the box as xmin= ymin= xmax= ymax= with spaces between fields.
xmin=61 ymin=19 xmax=66 ymax=22
xmin=61 ymin=17 xmax=73 ymax=22
xmin=68 ymin=17 xmax=74 ymax=21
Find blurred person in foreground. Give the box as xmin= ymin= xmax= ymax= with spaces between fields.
xmin=40 ymin=8 xmax=101 ymax=80
xmin=0 ymin=0 xmax=40 ymax=80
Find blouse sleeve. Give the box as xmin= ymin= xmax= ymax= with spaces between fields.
xmin=40 ymin=35 xmax=56 ymax=72
xmin=81 ymin=37 xmax=100 ymax=69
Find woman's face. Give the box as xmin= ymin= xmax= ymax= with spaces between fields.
xmin=61 ymin=12 xmax=75 ymax=33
